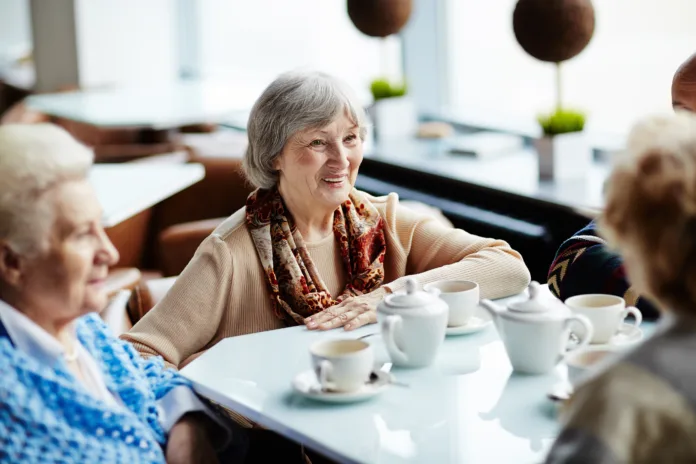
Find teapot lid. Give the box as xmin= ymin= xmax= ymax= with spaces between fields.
xmin=507 ymin=281 xmax=549 ymax=314
xmin=384 ymin=278 xmax=438 ymax=308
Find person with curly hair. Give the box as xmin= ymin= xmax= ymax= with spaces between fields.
xmin=546 ymin=111 xmax=696 ymax=463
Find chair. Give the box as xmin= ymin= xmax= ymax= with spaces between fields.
xmin=0 ymin=101 xmax=51 ymax=124
xmin=99 ymin=267 xmax=145 ymax=335
xmin=149 ymin=150 xmax=253 ymax=275
xmin=126 ymin=276 xmax=177 ymax=326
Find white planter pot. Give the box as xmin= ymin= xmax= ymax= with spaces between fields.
xmin=369 ymin=96 xmax=418 ymax=140
xmin=535 ymin=132 xmax=592 ymax=180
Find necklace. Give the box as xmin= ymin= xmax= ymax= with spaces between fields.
xmin=64 ymin=343 xmax=79 ymax=362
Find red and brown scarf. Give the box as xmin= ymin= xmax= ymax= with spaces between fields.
xmin=245 ymin=188 xmax=386 ymax=326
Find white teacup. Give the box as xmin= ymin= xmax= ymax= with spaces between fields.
xmin=424 ymin=280 xmax=479 ymax=327
xmin=565 ymin=294 xmax=642 ymax=344
xmin=565 ymin=347 xmax=617 ymax=385
xmin=310 ymin=339 xmax=374 ymax=392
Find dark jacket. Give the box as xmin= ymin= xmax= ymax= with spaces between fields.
xmin=547 ymin=221 xmax=659 ymax=320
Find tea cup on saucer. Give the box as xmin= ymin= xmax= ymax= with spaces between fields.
xmin=424 ymin=280 xmax=479 ymax=327
xmin=565 ymin=294 xmax=642 ymax=344
xmin=565 ymin=346 xmax=618 ymax=385
xmin=310 ymin=339 xmax=374 ymax=392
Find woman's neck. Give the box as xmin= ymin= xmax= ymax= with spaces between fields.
xmin=278 ymin=186 xmax=335 ymax=242
xmin=1 ymin=291 xmax=74 ymax=342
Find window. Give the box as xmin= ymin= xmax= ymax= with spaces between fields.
xmin=447 ymin=0 xmax=696 ymax=136
xmin=184 ymin=0 xmax=403 ymax=106
xmin=0 ymin=0 xmax=31 ymax=67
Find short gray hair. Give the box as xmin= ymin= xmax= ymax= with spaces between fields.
xmin=243 ymin=71 xmax=367 ymax=189
xmin=0 ymin=124 xmax=93 ymax=255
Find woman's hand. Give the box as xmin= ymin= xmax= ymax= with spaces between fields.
xmin=305 ymin=288 xmax=388 ymax=331
xmin=166 ymin=413 xmax=220 ymax=464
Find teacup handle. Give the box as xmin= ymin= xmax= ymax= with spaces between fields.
xmin=622 ymin=306 xmax=642 ymax=327
xmin=564 ymin=314 xmax=593 ymax=353
xmin=383 ymin=315 xmax=409 ymax=365
xmin=317 ymin=360 xmax=333 ymax=390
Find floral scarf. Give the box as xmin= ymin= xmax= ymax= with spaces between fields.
xmin=245 ymin=187 xmax=386 ymax=325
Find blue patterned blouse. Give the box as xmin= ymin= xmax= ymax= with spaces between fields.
xmin=0 ymin=313 xmax=195 ymax=463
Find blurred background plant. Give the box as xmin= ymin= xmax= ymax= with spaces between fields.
xmin=370 ymin=78 xmax=407 ymax=101
xmin=512 ymin=0 xmax=595 ymax=137
xmin=537 ymin=107 xmax=586 ymax=136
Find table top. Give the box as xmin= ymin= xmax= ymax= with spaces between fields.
xmin=182 ymin=291 xmax=570 ymax=464
xmin=90 ymin=163 xmax=204 ymax=227
xmin=25 ymin=80 xmax=253 ymax=129
xmin=366 ymin=138 xmax=608 ymax=216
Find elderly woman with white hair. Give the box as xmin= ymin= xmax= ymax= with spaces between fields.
xmin=123 ymin=71 xmax=531 ymax=369
xmin=0 ymin=124 xmax=247 ymax=463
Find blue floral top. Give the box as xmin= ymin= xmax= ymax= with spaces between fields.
xmin=0 ymin=314 xmax=190 ymax=463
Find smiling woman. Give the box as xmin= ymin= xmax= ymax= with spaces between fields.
xmin=122 ymin=71 xmax=531 ymax=375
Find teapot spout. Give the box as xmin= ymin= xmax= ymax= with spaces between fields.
xmin=479 ymin=299 xmax=503 ymax=323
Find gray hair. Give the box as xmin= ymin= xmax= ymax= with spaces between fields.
xmin=243 ymin=71 xmax=367 ymax=189
xmin=0 ymin=124 xmax=93 ymax=255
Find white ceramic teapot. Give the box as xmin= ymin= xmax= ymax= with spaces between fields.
xmin=479 ymin=281 xmax=594 ymax=375
xmin=376 ymin=278 xmax=449 ymax=368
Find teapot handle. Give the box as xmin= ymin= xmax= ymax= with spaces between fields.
xmin=563 ymin=314 xmax=594 ymax=355
xmin=383 ymin=315 xmax=409 ymax=365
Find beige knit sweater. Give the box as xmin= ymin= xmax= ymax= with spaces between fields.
xmin=123 ymin=192 xmax=531 ymax=369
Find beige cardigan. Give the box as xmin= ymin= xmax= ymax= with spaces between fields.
xmin=123 ymin=193 xmax=531 ymax=368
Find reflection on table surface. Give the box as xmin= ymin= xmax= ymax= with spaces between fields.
xmin=182 ymin=291 xmax=569 ymax=464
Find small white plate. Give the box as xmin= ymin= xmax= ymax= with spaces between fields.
xmin=591 ymin=323 xmax=644 ymax=349
xmin=445 ymin=316 xmax=492 ymax=336
xmin=292 ymin=369 xmax=391 ymax=404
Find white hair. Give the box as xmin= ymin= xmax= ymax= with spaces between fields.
xmin=242 ymin=71 xmax=368 ymax=189
xmin=0 ymin=124 xmax=94 ymax=255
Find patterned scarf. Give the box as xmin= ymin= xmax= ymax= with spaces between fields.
xmin=245 ymin=187 xmax=386 ymax=325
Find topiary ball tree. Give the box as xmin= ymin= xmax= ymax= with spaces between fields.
xmin=347 ymin=0 xmax=413 ymax=38
xmin=513 ymin=0 xmax=595 ymax=113
xmin=513 ymin=0 xmax=595 ymax=63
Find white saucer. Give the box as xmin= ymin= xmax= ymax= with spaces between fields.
xmin=292 ymin=369 xmax=391 ymax=404
xmin=591 ymin=323 xmax=644 ymax=349
xmin=547 ymin=381 xmax=573 ymax=403
xmin=445 ymin=316 xmax=492 ymax=336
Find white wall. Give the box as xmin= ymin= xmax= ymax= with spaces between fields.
xmin=75 ymin=0 xmax=178 ymax=89
xmin=29 ymin=0 xmax=179 ymax=91
xmin=0 ymin=0 xmax=31 ymax=59
xmin=191 ymin=0 xmax=403 ymax=105
xmin=448 ymin=0 xmax=696 ymax=136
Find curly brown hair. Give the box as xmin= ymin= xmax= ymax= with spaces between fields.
xmin=600 ymin=111 xmax=696 ymax=314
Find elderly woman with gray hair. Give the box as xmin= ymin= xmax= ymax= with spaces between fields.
xmin=123 ymin=71 xmax=530 ymax=369
xmin=0 ymin=124 xmax=246 ymax=463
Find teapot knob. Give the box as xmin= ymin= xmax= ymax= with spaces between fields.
xmin=528 ymin=281 xmax=541 ymax=299
xmin=405 ymin=278 xmax=418 ymax=294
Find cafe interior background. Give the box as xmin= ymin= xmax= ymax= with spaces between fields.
xmin=0 ymin=0 xmax=694 ymax=461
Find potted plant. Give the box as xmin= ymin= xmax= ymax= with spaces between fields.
xmin=368 ymin=77 xmax=417 ymax=140
xmin=370 ymin=78 xmax=407 ymax=101
xmin=534 ymin=63 xmax=592 ymax=180
xmin=511 ymin=0 xmax=596 ymax=180
xmin=346 ymin=1 xmax=416 ymax=141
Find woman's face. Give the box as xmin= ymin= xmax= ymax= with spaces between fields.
xmin=672 ymin=79 xmax=696 ymax=113
xmin=5 ymin=179 xmax=119 ymax=325
xmin=274 ymin=110 xmax=363 ymax=213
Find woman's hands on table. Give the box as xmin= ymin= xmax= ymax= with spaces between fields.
xmin=305 ymin=288 xmax=388 ymax=331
